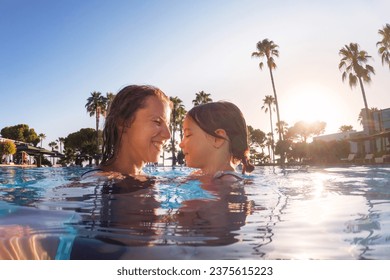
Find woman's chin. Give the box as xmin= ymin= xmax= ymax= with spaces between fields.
xmin=146 ymin=153 xmax=160 ymax=163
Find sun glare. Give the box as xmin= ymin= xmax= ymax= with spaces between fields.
xmin=282 ymin=84 xmax=343 ymax=133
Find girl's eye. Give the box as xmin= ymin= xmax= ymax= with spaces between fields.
xmin=185 ymin=134 xmax=192 ymax=138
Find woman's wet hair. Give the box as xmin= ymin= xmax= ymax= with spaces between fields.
xmin=101 ymin=85 xmax=171 ymax=165
xmin=187 ymin=101 xmax=254 ymax=174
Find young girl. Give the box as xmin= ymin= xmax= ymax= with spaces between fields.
xmin=83 ymin=85 xmax=172 ymax=179
xmin=179 ymin=101 xmax=254 ymax=181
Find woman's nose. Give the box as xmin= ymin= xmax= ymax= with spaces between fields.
xmin=161 ymin=122 xmax=171 ymax=140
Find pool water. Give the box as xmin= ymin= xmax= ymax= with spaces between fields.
xmin=0 ymin=165 xmax=389 ymax=260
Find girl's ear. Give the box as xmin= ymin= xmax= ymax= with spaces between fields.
xmin=212 ymin=129 xmax=228 ymax=148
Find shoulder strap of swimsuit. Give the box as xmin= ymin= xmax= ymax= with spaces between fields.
xmin=81 ymin=168 xmax=103 ymax=178
xmin=213 ymin=170 xmax=243 ymax=180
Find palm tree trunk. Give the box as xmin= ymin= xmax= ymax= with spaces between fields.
xmin=171 ymin=108 xmax=177 ymax=166
xmin=358 ymin=77 xmax=374 ymax=152
xmin=268 ymin=105 xmax=275 ymax=164
xmin=268 ymin=66 xmax=285 ymax=165
xmin=96 ymin=107 xmax=100 ymax=165
xmin=269 ymin=67 xmax=283 ymax=142
xmin=358 ymin=77 xmax=370 ymax=130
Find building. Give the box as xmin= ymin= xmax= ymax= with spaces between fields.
xmin=313 ymin=130 xmax=359 ymax=153
xmin=0 ymin=136 xmax=61 ymax=166
xmin=313 ymin=107 xmax=390 ymax=157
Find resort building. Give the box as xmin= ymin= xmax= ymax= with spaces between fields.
xmin=313 ymin=130 xmax=359 ymax=153
xmin=0 ymin=136 xmax=62 ymax=166
xmin=313 ymin=107 xmax=390 ymax=163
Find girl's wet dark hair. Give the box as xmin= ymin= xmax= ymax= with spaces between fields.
xmin=101 ymin=85 xmax=171 ymax=165
xmin=187 ymin=101 xmax=254 ymax=174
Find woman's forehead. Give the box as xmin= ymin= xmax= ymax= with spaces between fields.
xmin=134 ymin=96 xmax=170 ymax=118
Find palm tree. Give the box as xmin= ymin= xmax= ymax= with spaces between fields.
xmin=85 ymin=91 xmax=108 ymax=151
xmin=105 ymin=92 xmax=116 ymax=114
xmin=261 ymin=95 xmax=276 ymax=163
xmin=48 ymin=141 xmax=58 ymax=151
xmin=57 ymin=137 xmax=65 ymax=154
xmin=251 ymin=39 xmax=283 ymax=142
xmin=275 ymin=120 xmax=289 ymax=139
xmin=192 ymin=91 xmax=212 ymax=106
xmin=38 ymin=133 xmax=46 ymax=148
xmin=176 ymin=105 xmax=187 ymax=142
xmin=265 ymin=133 xmax=274 ymax=164
xmin=339 ymin=43 xmax=375 ymax=134
xmin=357 ymin=107 xmax=379 ymax=128
xmin=170 ymin=96 xmax=185 ymax=166
xmin=48 ymin=141 xmax=58 ymax=166
xmin=377 ymin=23 xmax=390 ymax=70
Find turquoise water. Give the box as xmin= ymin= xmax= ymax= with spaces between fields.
xmin=0 ymin=165 xmax=389 ymax=260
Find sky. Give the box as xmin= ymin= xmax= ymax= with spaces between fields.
xmin=1 ymin=0 xmax=389 ymax=149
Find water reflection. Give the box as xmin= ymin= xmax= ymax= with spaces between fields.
xmin=0 ymin=166 xmax=389 ymax=260
xmin=267 ymin=166 xmax=390 ymax=259
xmin=69 ymin=176 xmax=256 ymax=259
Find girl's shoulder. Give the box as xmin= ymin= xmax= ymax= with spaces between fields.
xmin=80 ymin=168 xmax=104 ymax=178
xmin=213 ymin=170 xmax=243 ymax=181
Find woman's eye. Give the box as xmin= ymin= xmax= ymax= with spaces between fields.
xmin=154 ymin=120 xmax=161 ymax=125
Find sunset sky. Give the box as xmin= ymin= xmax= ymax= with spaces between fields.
xmin=1 ymin=0 xmax=389 ymax=148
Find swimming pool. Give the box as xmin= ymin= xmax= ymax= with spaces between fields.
xmin=0 ymin=165 xmax=389 ymax=260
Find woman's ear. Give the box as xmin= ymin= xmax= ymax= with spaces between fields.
xmin=212 ymin=129 xmax=228 ymax=148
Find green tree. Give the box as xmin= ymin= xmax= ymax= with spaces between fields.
xmin=64 ymin=128 xmax=100 ymax=165
xmin=1 ymin=124 xmax=40 ymax=146
xmin=0 ymin=140 xmax=17 ymax=163
xmin=252 ymin=39 xmax=283 ymax=143
xmin=261 ymin=95 xmax=276 ymax=163
xmin=339 ymin=125 xmax=354 ymax=132
xmin=290 ymin=142 xmax=309 ymax=163
xmin=339 ymin=43 xmax=375 ymax=134
xmin=247 ymin=125 xmax=266 ymax=150
xmin=192 ymin=91 xmax=212 ymax=106
xmin=377 ymin=23 xmax=390 ymax=70
xmin=274 ymin=139 xmax=292 ymax=164
xmin=275 ymin=120 xmax=289 ymax=140
xmin=288 ymin=121 xmax=326 ymax=143
xmin=308 ymin=139 xmax=350 ymax=165
xmin=85 ymin=91 xmax=108 ymax=151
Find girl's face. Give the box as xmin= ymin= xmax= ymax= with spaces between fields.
xmin=179 ymin=116 xmax=215 ymax=169
xmin=120 ymin=96 xmax=171 ymax=165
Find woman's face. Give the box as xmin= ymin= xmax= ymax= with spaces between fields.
xmin=179 ymin=116 xmax=215 ymax=169
xmin=120 ymin=96 xmax=171 ymax=165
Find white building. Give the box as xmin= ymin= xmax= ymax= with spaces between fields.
xmin=313 ymin=107 xmax=390 ymax=156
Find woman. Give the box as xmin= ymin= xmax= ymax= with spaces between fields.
xmin=84 ymin=85 xmax=171 ymax=179
xmin=71 ymin=85 xmax=171 ymax=259
xmin=179 ymin=101 xmax=254 ymax=181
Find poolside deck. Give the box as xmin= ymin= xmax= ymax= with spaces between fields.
xmin=0 ymin=163 xmax=37 ymax=168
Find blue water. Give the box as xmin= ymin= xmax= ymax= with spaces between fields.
xmin=0 ymin=165 xmax=389 ymax=260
